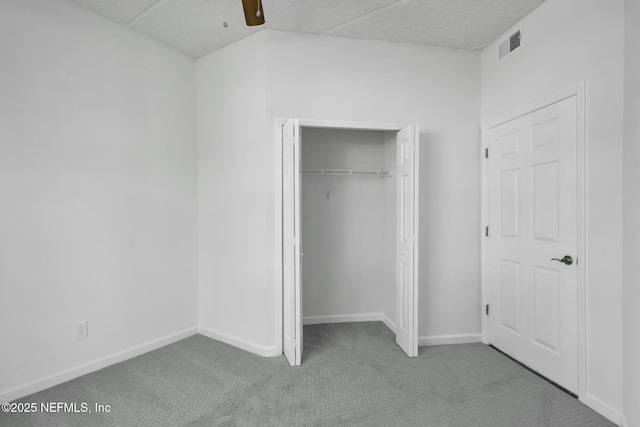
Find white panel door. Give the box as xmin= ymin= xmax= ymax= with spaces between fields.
xmin=282 ymin=119 xmax=302 ymax=366
xmin=396 ymin=125 xmax=419 ymax=357
xmin=487 ymin=96 xmax=578 ymax=393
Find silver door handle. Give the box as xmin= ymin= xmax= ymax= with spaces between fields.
xmin=551 ymin=255 xmax=573 ymax=265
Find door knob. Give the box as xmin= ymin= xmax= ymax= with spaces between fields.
xmin=551 ymin=255 xmax=573 ymax=265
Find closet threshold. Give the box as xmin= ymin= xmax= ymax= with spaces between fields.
xmin=301 ymin=168 xmax=393 ymax=177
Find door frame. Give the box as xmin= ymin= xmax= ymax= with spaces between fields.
xmin=274 ymin=118 xmax=419 ymax=357
xmin=480 ymin=82 xmax=587 ymax=399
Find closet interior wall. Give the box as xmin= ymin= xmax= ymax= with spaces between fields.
xmin=300 ymin=127 xmax=396 ymax=327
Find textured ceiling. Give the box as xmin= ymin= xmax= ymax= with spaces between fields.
xmin=71 ymin=0 xmax=547 ymax=58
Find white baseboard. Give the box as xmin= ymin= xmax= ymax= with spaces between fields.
xmin=418 ymin=333 xmax=482 ymax=347
xmin=303 ymin=313 xmax=384 ymax=325
xmin=582 ymin=393 xmax=622 ymax=426
xmin=197 ymin=327 xmax=279 ymax=357
xmin=0 ymin=327 xmax=198 ymax=404
xmin=620 ymin=414 xmax=628 ymax=427
xmin=303 ymin=316 xmax=480 ymax=349
xmin=381 ymin=314 xmax=396 ymax=332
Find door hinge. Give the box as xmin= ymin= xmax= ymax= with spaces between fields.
xmin=485 ymin=148 xmax=489 ymax=159
xmin=485 ymin=304 xmax=490 ymax=315
xmin=485 ymin=226 xmax=489 ymax=237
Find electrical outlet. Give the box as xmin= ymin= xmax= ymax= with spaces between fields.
xmin=76 ymin=321 xmax=88 ymax=339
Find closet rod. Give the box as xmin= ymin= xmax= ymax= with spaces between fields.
xmin=301 ymin=168 xmax=393 ymax=177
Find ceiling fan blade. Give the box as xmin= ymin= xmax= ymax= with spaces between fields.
xmin=241 ymin=0 xmax=265 ymax=26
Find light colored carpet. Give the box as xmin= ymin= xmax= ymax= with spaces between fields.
xmin=1 ymin=322 xmax=614 ymax=426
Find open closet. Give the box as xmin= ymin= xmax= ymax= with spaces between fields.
xmin=301 ymin=126 xmax=395 ymax=333
xmin=278 ymin=119 xmax=420 ymax=367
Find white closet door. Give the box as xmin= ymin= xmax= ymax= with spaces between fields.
xmin=283 ymin=119 xmax=302 ymax=366
xmin=396 ymin=125 xmax=419 ymax=357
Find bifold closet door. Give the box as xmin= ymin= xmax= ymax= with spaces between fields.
xmin=282 ymin=120 xmax=419 ymax=363
xmin=396 ymin=125 xmax=419 ymax=357
xmin=283 ymin=118 xmax=302 ymax=367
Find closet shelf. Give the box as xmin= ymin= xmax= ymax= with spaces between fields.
xmin=301 ymin=168 xmax=393 ymax=177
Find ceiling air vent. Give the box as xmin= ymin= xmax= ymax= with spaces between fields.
xmin=498 ymin=28 xmax=522 ymax=62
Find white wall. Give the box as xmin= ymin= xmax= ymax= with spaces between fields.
xmin=197 ymin=30 xmax=481 ymax=354
xmin=623 ymin=1 xmax=640 ymax=425
xmin=0 ymin=0 xmax=198 ymax=401
xmin=197 ymin=31 xmax=480 ymax=354
xmin=481 ymin=0 xmax=624 ymax=421
xmin=300 ymin=128 xmax=391 ymax=322
xmin=266 ymin=31 xmax=482 ymax=346
xmin=196 ymin=33 xmax=275 ymax=354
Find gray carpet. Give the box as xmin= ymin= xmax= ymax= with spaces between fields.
xmin=1 ymin=322 xmax=614 ymax=426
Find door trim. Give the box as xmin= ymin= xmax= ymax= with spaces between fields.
xmin=274 ymin=118 xmax=416 ymax=356
xmin=480 ymin=82 xmax=587 ymax=399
